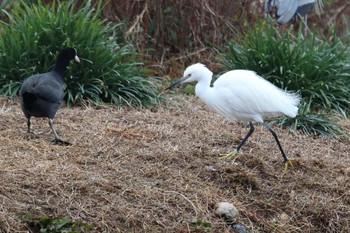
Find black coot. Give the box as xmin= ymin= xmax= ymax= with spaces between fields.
xmin=19 ymin=47 xmax=80 ymax=145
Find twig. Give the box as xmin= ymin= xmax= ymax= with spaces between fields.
xmin=163 ymin=48 xmax=208 ymax=64
xmin=328 ymin=3 xmax=349 ymax=25
xmin=164 ymin=190 xmax=199 ymax=218
xmin=125 ymin=2 xmax=148 ymax=38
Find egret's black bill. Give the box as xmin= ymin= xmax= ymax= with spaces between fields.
xmin=165 ymin=76 xmax=188 ymax=90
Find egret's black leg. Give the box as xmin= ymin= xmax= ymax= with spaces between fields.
xmin=262 ymin=121 xmax=288 ymax=163
xmin=237 ymin=122 xmax=255 ymax=151
xmin=48 ymin=118 xmax=71 ymax=146
xmin=220 ymin=122 xmax=255 ymax=160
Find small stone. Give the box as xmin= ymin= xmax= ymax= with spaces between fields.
xmin=215 ymin=202 xmax=239 ymax=223
xmin=205 ymin=165 xmax=217 ymax=171
xmin=278 ymin=212 xmax=289 ymax=223
xmin=232 ymin=223 xmax=247 ymax=233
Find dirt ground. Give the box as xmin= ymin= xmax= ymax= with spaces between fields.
xmin=0 ymin=95 xmax=349 ymax=232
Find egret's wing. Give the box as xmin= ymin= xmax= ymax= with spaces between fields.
xmin=212 ymin=70 xmax=300 ymax=121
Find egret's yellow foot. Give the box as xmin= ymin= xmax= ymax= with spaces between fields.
xmin=282 ymin=158 xmax=296 ymax=175
xmin=219 ymin=149 xmax=238 ymax=160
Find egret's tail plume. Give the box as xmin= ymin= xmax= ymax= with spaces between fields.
xmin=284 ymin=92 xmax=301 ymax=118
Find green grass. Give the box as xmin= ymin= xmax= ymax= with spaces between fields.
xmin=219 ymin=22 xmax=350 ymax=137
xmin=0 ymin=0 xmax=160 ymax=106
xmin=20 ymin=214 xmax=92 ymax=233
xmin=277 ymin=102 xmax=347 ymax=138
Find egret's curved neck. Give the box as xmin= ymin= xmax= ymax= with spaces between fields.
xmin=194 ymin=74 xmax=212 ymax=100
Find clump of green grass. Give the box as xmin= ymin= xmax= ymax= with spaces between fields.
xmin=219 ymin=22 xmax=350 ymax=137
xmin=20 ymin=214 xmax=92 ymax=233
xmin=278 ymin=102 xmax=347 ymax=138
xmin=0 ymin=0 xmax=160 ymax=106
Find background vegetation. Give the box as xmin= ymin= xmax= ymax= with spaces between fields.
xmin=0 ymin=0 xmax=159 ymax=106
xmin=219 ymin=22 xmax=350 ymax=137
xmin=0 ymin=0 xmax=349 ymax=132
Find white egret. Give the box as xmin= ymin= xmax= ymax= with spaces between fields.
xmin=166 ymin=63 xmax=300 ymax=171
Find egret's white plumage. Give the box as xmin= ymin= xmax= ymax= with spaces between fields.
xmin=166 ymin=63 xmax=300 ymax=168
xmin=179 ymin=63 xmax=300 ymax=122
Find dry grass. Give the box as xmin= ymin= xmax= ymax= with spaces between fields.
xmin=0 ymin=95 xmax=349 ymax=232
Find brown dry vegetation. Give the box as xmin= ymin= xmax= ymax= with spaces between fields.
xmin=1 ymin=1 xmax=350 ymax=232
xmin=100 ymin=0 xmax=350 ymax=78
xmin=0 ymin=95 xmax=349 ymax=232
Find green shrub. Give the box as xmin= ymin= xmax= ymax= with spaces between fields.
xmin=0 ymin=0 xmax=160 ymax=106
xmin=219 ymin=22 xmax=350 ymax=137
xmin=277 ymin=102 xmax=347 ymax=138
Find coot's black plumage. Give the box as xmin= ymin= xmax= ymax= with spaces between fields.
xmin=19 ymin=47 xmax=80 ymax=145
